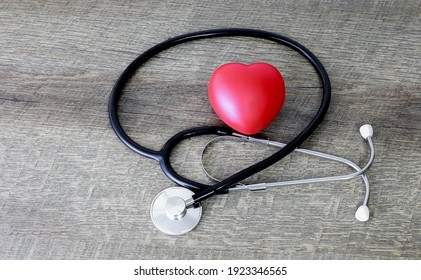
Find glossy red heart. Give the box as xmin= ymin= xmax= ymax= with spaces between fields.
xmin=208 ymin=62 xmax=285 ymax=135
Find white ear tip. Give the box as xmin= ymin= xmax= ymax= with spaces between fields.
xmin=359 ymin=124 xmax=373 ymax=139
xmin=355 ymin=205 xmax=370 ymax=222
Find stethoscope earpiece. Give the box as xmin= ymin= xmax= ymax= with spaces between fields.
xmin=360 ymin=124 xmax=374 ymax=139
xmin=355 ymin=205 xmax=370 ymax=222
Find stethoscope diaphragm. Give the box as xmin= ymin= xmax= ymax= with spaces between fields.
xmin=150 ymin=187 xmax=202 ymax=235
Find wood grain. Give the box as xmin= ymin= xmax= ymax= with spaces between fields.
xmin=0 ymin=0 xmax=420 ymax=259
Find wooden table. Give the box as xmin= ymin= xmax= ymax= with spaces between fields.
xmin=1 ymin=0 xmax=419 ymax=259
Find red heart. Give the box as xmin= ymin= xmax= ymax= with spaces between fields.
xmin=208 ymin=62 xmax=285 ymax=135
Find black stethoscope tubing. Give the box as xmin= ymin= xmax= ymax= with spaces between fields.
xmin=109 ymin=28 xmax=331 ymax=205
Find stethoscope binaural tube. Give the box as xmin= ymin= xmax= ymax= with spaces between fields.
xmin=109 ymin=28 xmax=331 ymax=205
xmin=200 ymin=124 xmax=375 ymax=222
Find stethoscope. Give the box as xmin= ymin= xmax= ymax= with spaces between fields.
xmin=109 ymin=28 xmax=375 ymax=235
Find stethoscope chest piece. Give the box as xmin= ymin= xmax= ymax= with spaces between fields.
xmin=150 ymin=187 xmax=202 ymax=235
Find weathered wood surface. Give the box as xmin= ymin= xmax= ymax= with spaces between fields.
xmin=0 ymin=0 xmax=420 ymax=259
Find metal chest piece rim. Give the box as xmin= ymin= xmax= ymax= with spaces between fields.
xmin=150 ymin=187 xmax=202 ymax=235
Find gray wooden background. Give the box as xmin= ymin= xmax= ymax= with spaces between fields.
xmin=1 ymin=0 xmax=420 ymax=259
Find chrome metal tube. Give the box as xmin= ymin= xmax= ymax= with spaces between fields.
xmin=202 ymin=132 xmax=374 ymax=207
